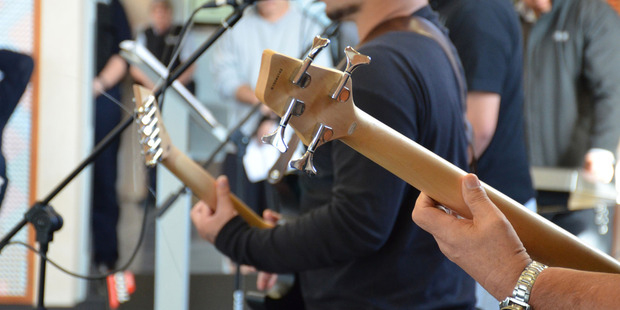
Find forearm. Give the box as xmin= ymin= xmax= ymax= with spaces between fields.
xmin=177 ymin=64 xmax=195 ymax=87
xmin=96 ymin=54 xmax=127 ymax=91
xmin=216 ymin=145 xmax=406 ymax=273
xmin=235 ymin=84 xmax=260 ymax=105
xmin=529 ymin=267 xmax=620 ymax=309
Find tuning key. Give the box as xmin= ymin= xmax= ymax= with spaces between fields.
xmin=290 ymin=123 xmax=333 ymax=175
xmin=331 ymin=46 xmax=371 ymax=102
xmin=262 ymin=98 xmax=305 ymax=153
xmin=292 ymin=36 xmax=330 ymax=87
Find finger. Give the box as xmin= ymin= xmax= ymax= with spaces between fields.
xmin=256 ymin=272 xmax=271 ymax=291
xmin=267 ymin=273 xmax=278 ymax=290
xmin=216 ymin=175 xmax=231 ymax=198
xmin=461 ymin=174 xmax=494 ymax=219
xmin=214 ymin=175 xmax=238 ymax=218
xmin=262 ymin=209 xmax=281 ymax=224
xmin=191 ymin=201 xmax=205 ymax=216
xmin=192 ymin=201 xmax=214 ymax=218
xmin=412 ymin=193 xmax=460 ymax=237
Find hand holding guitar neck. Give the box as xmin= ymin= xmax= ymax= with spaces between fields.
xmin=133 ymin=85 xmax=272 ymax=229
xmin=254 ymin=37 xmax=620 ymax=273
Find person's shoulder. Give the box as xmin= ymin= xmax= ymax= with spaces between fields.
xmin=451 ymin=0 xmax=518 ymax=27
xmin=357 ymin=32 xmax=447 ymax=79
xmin=575 ymin=0 xmax=620 ymax=18
xmin=561 ymin=0 xmax=620 ymax=31
xmin=362 ymin=31 xmax=438 ymax=53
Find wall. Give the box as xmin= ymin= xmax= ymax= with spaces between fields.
xmin=36 ymin=0 xmax=94 ymax=306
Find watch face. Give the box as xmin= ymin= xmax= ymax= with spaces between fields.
xmin=500 ymin=298 xmax=530 ymax=310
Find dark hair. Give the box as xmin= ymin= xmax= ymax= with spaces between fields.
xmin=151 ymin=0 xmax=173 ymax=10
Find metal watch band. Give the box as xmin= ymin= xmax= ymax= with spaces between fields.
xmin=500 ymin=260 xmax=548 ymax=310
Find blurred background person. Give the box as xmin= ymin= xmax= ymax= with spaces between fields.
xmin=0 ymin=50 xmax=34 ymax=207
xmin=130 ymin=0 xmax=196 ymax=93
xmin=130 ymin=0 xmax=197 ymax=209
xmin=518 ymin=0 xmax=620 ymax=254
xmin=92 ymin=0 xmax=132 ymax=272
xmin=210 ymin=0 xmax=332 ymax=215
xmin=430 ymin=0 xmax=536 ymax=307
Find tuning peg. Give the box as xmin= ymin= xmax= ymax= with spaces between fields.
xmin=331 ymin=46 xmax=371 ymax=102
xmin=139 ymin=126 xmax=160 ymax=145
xmin=262 ymin=98 xmax=305 ymax=153
xmin=292 ymin=36 xmax=330 ymax=87
xmin=290 ymin=123 xmax=333 ymax=175
xmin=136 ymin=95 xmax=156 ymax=114
xmin=145 ymin=147 xmax=163 ymax=166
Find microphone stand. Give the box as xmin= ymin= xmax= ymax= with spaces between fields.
xmin=0 ymin=2 xmax=256 ymax=309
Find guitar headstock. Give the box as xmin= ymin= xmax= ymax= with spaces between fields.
xmin=256 ymin=40 xmax=370 ymax=173
xmin=133 ymin=85 xmax=172 ymax=166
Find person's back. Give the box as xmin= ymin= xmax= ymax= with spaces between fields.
xmin=432 ymin=0 xmax=534 ymax=206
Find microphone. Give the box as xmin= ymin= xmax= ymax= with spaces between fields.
xmin=201 ymin=0 xmax=259 ymax=8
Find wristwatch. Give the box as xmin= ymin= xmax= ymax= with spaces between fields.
xmin=499 ymin=260 xmax=547 ymax=310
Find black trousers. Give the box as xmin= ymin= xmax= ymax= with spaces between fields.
xmin=91 ymin=86 xmax=121 ymax=269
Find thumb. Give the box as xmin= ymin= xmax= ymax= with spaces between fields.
xmin=461 ymin=174 xmax=492 ymax=218
xmin=216 ymin=175 xmax=231 ymax=205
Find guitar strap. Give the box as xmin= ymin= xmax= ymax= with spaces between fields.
xmin=361 ymin=15 xmax=477 ymax=172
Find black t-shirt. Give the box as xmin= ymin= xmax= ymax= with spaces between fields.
xmin=144 ymin=25 xmax=184 ymax=70
xmin=432 ymin=0 xmax=535 ymax=204
xmin=96 ymin=0 xmax=131 ymax=75
xmin=216 ymin=6 xmax=475 ymax=309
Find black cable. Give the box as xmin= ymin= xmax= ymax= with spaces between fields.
xmin=7 ymin=191 xmax=153 ymax=281
xmin=156 ymin=4 xmax=206 ymax=111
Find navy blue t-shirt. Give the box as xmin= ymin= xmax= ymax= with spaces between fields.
xmin=216 ymin=6 xmax=475 ymax=310
xmin=432 ymin=0 xmax=535 ymax=204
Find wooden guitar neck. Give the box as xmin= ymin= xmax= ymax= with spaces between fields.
xmin=133 ymin=84 xmax=273 ymax=229
xmin=343 ymin=107 xmax=620 ymax=273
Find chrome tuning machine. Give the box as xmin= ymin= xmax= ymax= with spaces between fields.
xmin=291 ymin=36 xmax=330 ymax=88
xmin=261 ymin=98 xmax=305 ymax=153
xmin=331 ymin=46 xmax=371 ymax=102
xmin=290 ymin=123 xmax=333 ymax=175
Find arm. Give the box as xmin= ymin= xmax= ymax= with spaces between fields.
xmin=94 ymin=0 xmax=131 ymax=97
xmin=93 ymin=54 xmax=127 ymax=97
xmin=466 ymin=91 xmax=500 ymax=157
xmin=412 ymin=174 xmax=620 ymax=309
xmin=235 ymin=84 xmax=260 ymax=105
xmin=129 ymin=66 xmax=155 ymax=90
xmin=531 ymin=267 xmax=620 ymax=309
xmin=444 ymin=3 xmax=515 ymax=158
xmin=176 ymin=64 xmax=195 ymax=87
